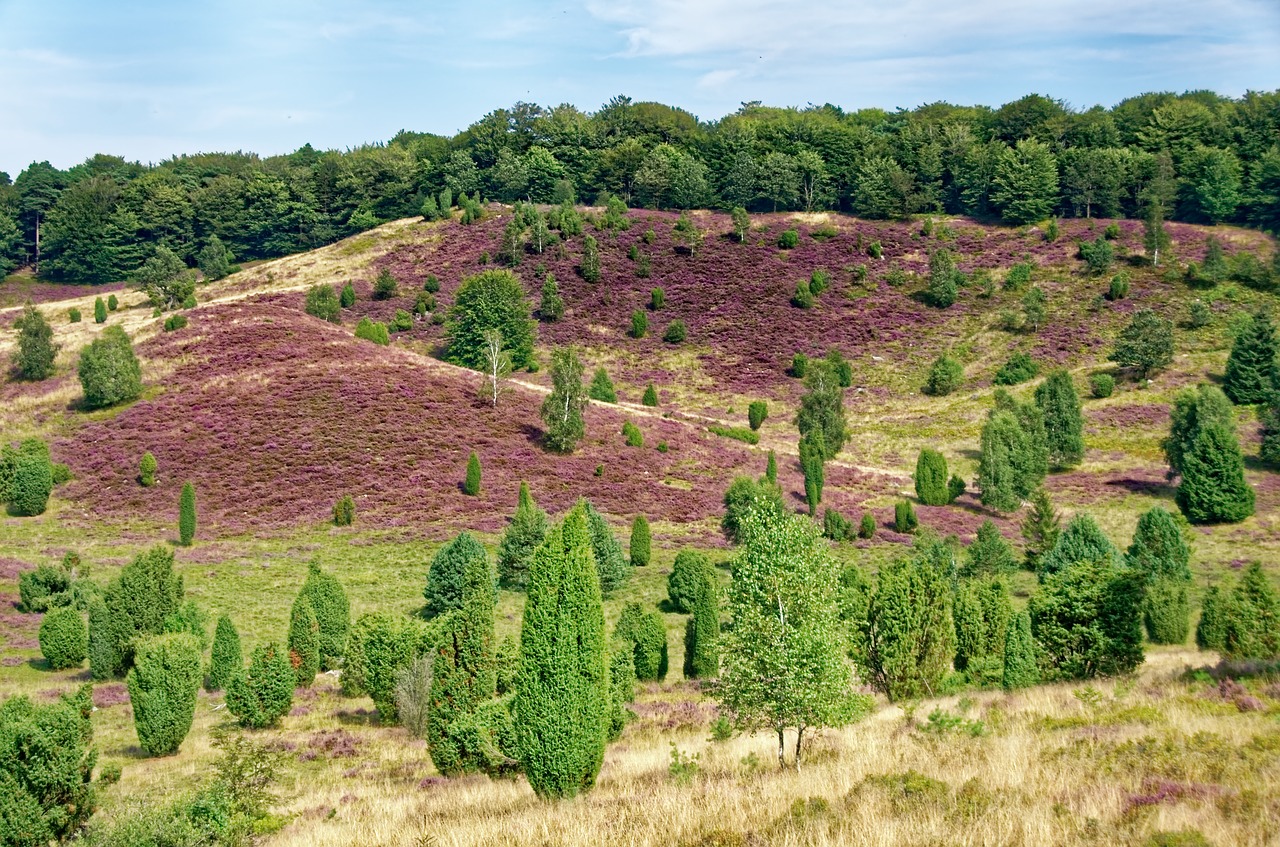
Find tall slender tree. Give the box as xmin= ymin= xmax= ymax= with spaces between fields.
xmin=1034 ymin=369 xmax=1085 ymax=469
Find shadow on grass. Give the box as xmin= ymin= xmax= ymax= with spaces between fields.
xmin=1105 ymin=476 xmax=1177 ymax=499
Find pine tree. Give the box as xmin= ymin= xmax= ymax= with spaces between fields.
xmin=178 ymin=481 xmax=196 ymax=546
xmin=1034 ymin=369 xmax=1085 ymax=469
xmin=1001 ymin=611 xmax=1040 ymax=690
xmin=300 ymin=563 xmax=349 ymax=670
xmin=588 ymin=368 xmax=617 ymax=403
xmin=425 ymin=532 xmax=490 ymax=619
xmin=287 ymin=594 xmax=320 ymax=687
xmin=683 ymin=567 xmax=719 ymax=680
xmin=629 ymin=515 xmax=651 ymax=568
xmin=799 ymin=429 xmax=825 ymax=515
xmin=914 ymin=448 xmax=950 ymax=506
xmin=541 ymin=347 xmax=587 ymax=453
xmin=12 ymin=303 xmax=60 ymax=380
xmin=963 ymin=520 xmax=1018 ymax=578
xmin=464 ymin=451 xmax=482 ymax=496
xmin=1175 ymin=421 xmax=1255 ymax=523
xmin=1126 ymin=507 xmax=1192 ymax=644
xmin=1262 ymin=393 xmax=1280 ymax=465
xmin=127 ymin=633 xmax=202 ymax=756
xmin=339 ymin=282 xmax=356 ymax=308
xmin=206 ymin=614 xmax=242 ymax=691
xmin=515 ymin=505 xmax=609 ymax=799
xmin=1037 ymin=512 xmax=1121 ymax=579
xmin=497 ymin=482 xmax=548 ymax=589
xmin=1222 ymin=310 xmax=1279 ymax=405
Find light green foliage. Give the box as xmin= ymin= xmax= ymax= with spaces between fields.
xmin=718 ymin=508 xmax=854 ymax=767
xmin=206 ymin=615 xmax=242 ymax=692
xmin=580 ymin=235 xmax=601 ymax=282
xmin=304 ymin=284 xmax=341 ymax=323
xmin=683 ymin=566 xmax=720 ymax=680
xmin=135 ymin=246 xmax=195 ymax=311
xmin=287 ymin=594 xmax=319 ymax=687
xmin=497 ymin=482 xmax=549 ymax=589
xmin=78 ymin=325 xmax=142 ymax=409
xmin=668 ymin=550 xmax=713 ymax=614
xmin=300 ymin=563 xmax=349 ymax=671
xmin=800 ymin=428 xmax=825 ymax=515
xmin=1221 ymin=564 xmax=1280 ymax=660
xmin=672 ymin=212 xmax=703 ymax=255
xmin=1022 ymin=287 xmax=1047 ymax=332
xmin=991 ymin=139 xmax=1059 ymax=224
xmin=1078 ymin=236 xmax=1114 ymax=275
xmin=7 ymin=444 xmax=53 ymax=517
xmin=425 ymin=531 xmax=491 ymax=619
xmin=822 ymin=508 xmax=853 ymax=542
xmin=1021 ymin=488 xmax=1062 ymax=573
xmin=863 ymin=536 xmax=956 ymax=701
xmin=1165 ymin=385 xmax=1235 ymax=478
xmin=629 ymin=515 xmax=650 ymax=568
xmin=92 ymin=545 xmax=183 ymax=679
xmin=859 ymin=512 xmax=876 ymax=539
xmin=178 ymin=481 xmax=196 ymax=546
xmin=613 ymin=603 xmax=668 ymax=681
xmin=893 ymin=500 xmax=918 ymax=534
xmin=721 ymin=476 xmax=786 ymax=545
xmin=127 ymin=633 xmax=202 ymax=756
xmin=588 ymin=368 xmax=617 ymax=403
xmin=464 ymin=451 xmax=482 ymax=496
xmin=622 ymin=420 xmax=644 ymax=447
xmin=538 ymin=273 xmax=564 ymax=322
xmin=607 ymin=647 xmax=635 ymax=742
xmin=18 ymin=561 xmax=71 ymax=613
xmin=1034 ymin=369 xmax=1085 ymax=469
xmin=1126 ymin=507 xmax=1192 ymax=642
xmin=343 ymin=613 xmax=436 ymax=719
xmin=963 ymin=520 xmax=1018 ymax=578
xmin=1222 ymin=310 xmax=1278 ymax=405
xmin=583 ymin=500 xmax=629 ymax=595
xmin=926 ymin=249 xmax=959 ymax=308
xmin=796 ymin=360 xmax=847 ymax=461
xmin=731 ymin=207 xmax=750 ymax=242
xmin=1029 ymin=560 xmax=1145 ymax=680
xmin=1037 ymin=513 xmax=1121 ymax=580
xmin=1175 ymin=420 xmax=1254 ymax=523
xmin=163 ymin=600 xmax=209 ymax=650
xmin=196 ymin=235 xmax=233 ymax=280
xmin=993 ymin=352 xmax=1039 ymax=385
xmin=12 ymin=304 xmax=59 ymax=381
xmin=1110 ymin=308 xmax=1174 ymax=379
xmin=515 ymin=505 xmax=609 ymax=799
xmin=953 ymin=578 xmax=1012 ymax=676
xmin=139 ymin=451 xmax=156 ymax=487
xmin=446 ymin=269 xmax=535 ymax=370
xmin=1089 ymin=372 xmax=1115 ymax=398
xmin=978 ymin=412 xmax=1023 ymax=512
xmin=541 ymin=347 xmax=587 ymax=453
xmin=1002 ymin=612 xmax=1040 ymax=690
xmin=225 ymin=643 xmax=295 ymax=729
xmin=39 ymin=607 xmax=87 ymax=670
xmin=924 ymin=355 xmax=963 ymax=396
xmin=630 ymin=309 xmax=647 ymax=338
xmin=649 ymin=287 xmax=664 ymax=310
xmin=914 ymin=448 xmax=950 ymax=506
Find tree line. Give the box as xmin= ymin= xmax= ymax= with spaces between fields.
xmin=2 ymin=89 xmax=1279 ymax=283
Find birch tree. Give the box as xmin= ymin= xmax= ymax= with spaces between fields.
xmin=479 ymin=328 xmax=512 ymax=408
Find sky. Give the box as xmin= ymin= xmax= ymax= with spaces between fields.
xmin=2 ymin=0 xmax=1279 ymax=175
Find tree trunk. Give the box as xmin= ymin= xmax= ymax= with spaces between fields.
xmin=795 ymin=726 xmax=805 ymax=772
xmin=777 ymin=728 xmax=786 ymax=769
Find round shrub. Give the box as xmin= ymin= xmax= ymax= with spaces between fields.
xmin=924 ymin=355 xmax=963 ymax=396
xmin=372 ymin=268 xmax=399 ymax=300
xmin=354 ymin=317 xmax=390 ymax=345
xmin=858 ymin=512 xmax=876 ymax=539
xmin=1089 ymin=372 xmax=1115 ymax=399
xmin=778 ymin=229 xmax=799 ymax=249
xmin=77 ymin=326 xmax=142 ymax=409
xmin=127 ymin=633 xmax=202 ymax=756
xmin=748 ymin=401 xmax=768 ymax=431
xmin=225 ymin=643 xmax=295 ymax=729
xmin=667 ymin=550 xmax=711 ymax=614
xmin=333 ymin=493 xmax=355 ymax=526
xmin=69 ymin=308 xmax=81 ymax=323
xmin=9 ymin=451 xmax=53 ymax=517
xmin=663 ymin=320 xmax=687 ymax=344
xmin=162 ymin=313 xmax=188 ymax=332
xmin=993 ymin=352 xmax=1039 ymax=386
xmin=139 ymin=451 xmax=157 ymax=487
xmin=39 ymin=607 xmax=87 ymax=670
xmin=19 ymin=563 xmax=71 ymax=613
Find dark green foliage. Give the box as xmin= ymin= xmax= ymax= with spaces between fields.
xmin=748 ymin=401 xmax=768 ymax=431
xmin=1034 ymin=369 xmax=1084 ymax=469
xmin=339 ymin=282 xmax=356 ymax=308
xmin=162 ymin=600 xmax=208 ymax=650
xmin=497 ymin=482 xmax=549 ymax=589
xmin=588 ymin=368 xmax=617 ymax=403
xmin=355 ymin=317 xmax=389 ymax=344
xmin=343 ymin=612 xmax=436 ymax=717
xmin=629 ymin=309 xmax=647 ymax=339
xmin=948 ymin=475 xmax=966 ymax=502
xmin=1219 ymin=564 xmax=1280 ymax=660
xmin=515 ymin=505 xmax=609 ymax=799
xmin=18 ymin=562 xmax=71 ymax=613
xmin=12 ymin=304 xmax=59 ymax=381
xmin=39 ymin=607 xmax=87 ymax=670
xmin=69 ymin=308 xmax=80 ymax=323
xmin=177 ymin=481 xmax=196 ymax=546
xmin=796 ymin=360 xmax=847 ymax=461
xmin=162 ymin=313 xmax=188 ymax=332
xmin=765 ymin=450 xmax=778 ymax=483
xmin=139 ymin=451 xmax=156 ymax=487
xmin=371 ymin=268 xmax=399 ymax=300
xmin=721 ymin=475 xmax=785 ymax=544
xmin=606 ymin=647 xmax=634 ymax=741
xmin=464 ymin=451 xmax=482 ymax=497
xmin=127 ymin=634 xmax=202 ymax=756
xmin=926 ymin=249 xmax=959 ymax=308
xmin=8 ymin=448 xmax=52 ymax=517
xmin=87 ymin=597 xmax=117 ymax=682
xmin=1029 ymin=561 xmax=1145 ymax=679
xmin=662 ymin=320 xmax=687 ymax=344
xmin=1107 ymin=273 xmax=1130 ymax=301
xmin=1037 ymin=513 xmax=1121 ymax=579
xmin=791 ymin=279 xmax=814 ymax=309
xmin=447 ymin=269 xmax=535 ymax=370
xmin=1111 ymin=308 xmax=1175 ymax=379
xmin=859 ymin=513 xmax=876 ymax=539
xmin=287 ymin=595 xmax=320 ymax=687
xmin=1078 ymin=236 xmax=1114 ymax=274
xmin=1165 ymin=384 xmax=1235 ymax=475
xmin=1021 ymin=488 xmax=1061 ymax=572
xmin=206 ymin=615 xmax=241 ymax=692
xmin=613 ymin=603 xmax=668 ymax=682
xmin=77 ymin=325 xmax=142 ymax=409
xmin=1222 ymin=310 xmax=1278 ymax=405
xmin=629 ymin=515 xmax=651 ymax=568
xmin=425 ymin=531 xmax=490 ymax=619
xmin=541 ymin=347 xmax=587 ymax=453
xmin=963 ymin=521 xmax=1018 ymax=578
xmin=668 ymin=550 xmax=712 ymax=614
xmin=583 ymin=500 xmax=629 ymax=595
xmin=800 ymin=429 xmax=825 ymax=516
xmin=1002 ymin=612 xmax=1040 ymax=690
xmin=1175 ymin=421 xmax=1255 ymax=523
xmin=790 ymin=352 xmax=808 ymax=378
xmin=822 ymin=508 xmax=853 ymax=542
xmin=809 ymin=268 xmax=831 ymax=295
xmin=778 ymin=229 xmax=799 ymax=249
xmin=1126 ymin=507 xmax=1191 ymax=584
xmin=1144 ymin=577 xmax=1190 ymax=646
xmin=914 ymin=448 xmax=949 ymax=506
xmin=863 ymin=537 xmax=956 ymax=701
xmin=1263 ymin=394 xmax=1280 ymax=465
xmin=300 ymin=563 xmax=349 ymax=671
xmin=0 ymin=685 xmax=97 ymax=846
xmin=825 ymin=349 xmax=853 ymax=387
xmin=649 ymin=287 xmax=664 ymax=310
xmin=683 ymin=568 xmax=720 ymax=680
xmin=1089 ymin=372 xmax=1115 ymax=398
xmin=332 ymin=493 xmax=355 ymax=526
xmin=993 ymin=352 xmax=1039 ymax=385
xmin=1195 ymin=585 xmax=1227 ymax=651
xmin=924 ymin=355 xmax=963 ymax=396
xmin=953 ymin=578 xmax=1012 ymax=674
xmin=635 ymin=383 xmax=658 ymax=408
xmin=93 ymin=546 xmax=183 ymax=679
xmin=893 ymin=500 xmax=918 ymax=534
xmin=196 ymin=235 xmax=233 ymax=281
xmin=1004 ymin=262 xmax=1032 ymax=291
xmin=225 ymin=644 xmax=295 ymax=729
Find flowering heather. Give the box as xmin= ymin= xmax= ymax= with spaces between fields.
xmin=92 ymin=683 xmax=130 ymax=709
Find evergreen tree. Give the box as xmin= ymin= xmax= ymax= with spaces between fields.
xmin=541 ymin=347 xmax=587 ymax=453
xmin=613 ymin=603 xmax=668 ymax=681
xmin=1029 ymin=560 xmax=1145 ymax=679
xmin=497 ymin=482 xmax=549 ymax=589
xmin=538 ymin=273 xmax=564 ymax=322
xmin=799 ymin=428 xmax=825 ymax=516
xmin=39 ymin=607 xmax=87 ymax=670
xmin=668 ymin=549 xmax=712 ymax=614
xmin=629 ymin=309 xmax=647 ymax=339
xmin=924 ymin=355 xmax=963 ymax=396
xmin=978 ymin=410 xmax=1026 ymax=512
xmin=963 ymin=520 xmax=1018 ymax=578
xmin=1262 ymin=392 xmax=1280 ymax=466
xmin=914 ymin=448 xmax=950 ymax=506
xmin=464 ymin=451 xmax=482 ymax=496
xmin=1110 ymin=308 xmax=1174 ymax=380
xmin=225 ymin=643 xmax=295 ymax=729
xmin=1175 ymin=421 xmax=1255 ymax=523
xmin=582 ymin=500 xmax=629 ymax=595
xmin=94 ymin=545 xmax=184 ymax=678
xmin=1126 ymin=507 xmax=1192 ymax=644
xmin=127 ymin=633 xmax=202 ymax=756
xmin=683 ymin=567 xmax=720 ymax=680
xmin=588 ymin=368 xmax=617 ymax=403
xmin=796 ymin=360 xmax=847 ymax=460
xmin=425 ymin=532 xmax=490 ymax=619
xmin=765 ymin=450 xmax=777 ymax=483
xmin=1222 ymin=563 xmax=1279 ymax=660
xmin=178 ymin=481 xmax=196 ymax=546
xmin=1222 ymin=310 xmax=1279 ymax=405
xmin=1195 ymin=584 xmax=1228 ymax=651
xmin=300 ymin=562 xmax=349 ymax=670
xmin=953 ymin=577 xmax=1012 ymax=678
xmin=515 ymin=505 xmax=609 ymax=799
xmin=196 ymin=235 xmax=233 ymax=280
xmin=1165 ymin=384 xmax=1236 ymax=475
xmin=893 ymin=499 xmax=918 ymax=533
xmin=139 ymin=451 xmax=157 ymax=487
xmin=77 ymin=325 xmax=142 ymax=409
xmin=8 ymin=448 xmax=53 ymax=516
xmin=641 ymin=383 xmax=658 ymax=406
xmin=287 ymin=594 xmax=320 ymax=687
xmin=580 ymin=235 xmax=601 ymax=282
xmin=1034 ymin=369 xmax=1085 ymax=469
xmin=1001 ymin=611 xmax=1040 ymax=690
xmin=206 ymin=614 xmax=242 ymax=691
xmin=1037 ymin=512 xmax=1121 ymax=579
xmin=629 ymin=515 xmax=650 ymax=567
xmin=12 ymin=303 xmax=60 ymax=380
xmin=339 ymin=282 xmax=356 ymax=308
xmin=606 ymin=646 xmax=635 ymax=741
xmin=995 ymin=390 xmax=1049 ymax=497
xmin=93 ymin=297 xmax=107 ymax=323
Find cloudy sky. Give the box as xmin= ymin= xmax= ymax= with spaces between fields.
xmin=2 ymin=0 xmax=1278 ymax=174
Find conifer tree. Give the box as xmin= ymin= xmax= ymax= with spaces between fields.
xmin=127 ymin=633 xmax=202 ymax=756
xmin=582 ymin=500 xmax=628 ymax=595
xmin=1036 ymin=512 xmax=1121 ymax=579
xmin=300 ymin=563 xmax=349 ymax=670
xmin=94 ymin=545 xmax=184 ymax=678
xmin=538 ymin=273 xmax=564 ymax=322
xmin=588 ymin=368 xmax=617 ymax=403
xmin=12 ymin=303 xmax=60 ymax=380
xmin=1195 ymin=585 xmax=1228 ymax=651
xmin=1262 ymin=394 xmax=1280 ymax=465
xmin=978 ymin=410 xmax=1025 ymax=512
xmin=94 ymin=296 xmax=107 ymax=324
xmin=464 ymin=451 xmax=482 ymax=496
xmin=683 ymin=567 xmax=719 ymax=680
xmin=914 ymin=448 xmax=950 ymax=506
xmin=629 ymin=515 xmax=650 ymax=568
xmin=497 ymin=482 xmax=549 ymax=589
xmin=1222 ymin=310 xmax=1278 ymax=405
xmin=541 ymin=347 xmax=587 ymax=453
xmin=667 ymin=550 xmax=712 ymax=614
xmin=1126 ymin=507 xmax=1192 ymax=644
xmin=425 ymin=532 xmax=490 ymax=619
xmin=613 ymin=603 xmax=668 ymax=681
xmin=1164 ymin=384 xmax=1235 ymax=476
xmin=995 ymin=390 xmax=1049 ymax=496
xmin=765 ymin=450 xmax=777 ymax=483
xmin=642 ymin=383 xmax=658 ymax=406
xmin=1175 ymin=421 xmax=1255 ymax=523
xmin=1030 ymin=560 xmax=1146 ymax=679
xmin=139 ymin=451 xmax=157 ymax=487
xmin=606 ymin=647 xmax=635 ymax=741
xmin=1222 ymin=563 xmax=1279 ymax=660
xmin=963 ymin=520 xmax=1018 ymax=578
xmin=1001 ymin=611 xmax=1039 ymax=690
xmin=799 ymin=428 xmax=825 ymax=515
xmin=1034 ymin=369 xmax=1084 ymax=469
xmin=206 ymin=614 xmax=242 ymax=691
xmin=796 ymin=360 xmax=847 ymax=460
xmin=515 ymin=505 xmax=609 ymax=799
xmin=178 ymin=481 xmax=196 ymax=546
xmin=225 ymin=643 xmax=295 ymax=729
xmin=287 ymin=594 xmax=320 ymax=687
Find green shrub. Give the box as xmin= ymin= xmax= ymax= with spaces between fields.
xmin=162 ymin=313 xmax=188 ymax=332
xmin=963 ymin=520 xmax=1017 ymax=578
xmin=1002 ymin=611 xmax=1039 ymax=690
xmin=1089 ymin=373 xmax=1115 ymax=398
xmin=372 ymin=268 xmax=399 ymax=300
xmin=139 ymin=451 xmax=157 ymax=487
xmin=867 ymin=240 xmax=883 ymax=259
xmin=791 ymin=352 xmax=809 ymax=378
xmin=747 ymin=401 xmax=768 ymax=431
xmin=1004 ymin=262 xmax=1032 ymax=291
xmin=948 ymin=474 xmax=966 ymax=502
xmin=589 ymin=368 xmax=617 ymax=403
xmin=1028 ymin=561 xmax=1144 ymax=680
xmin=791 ymin=280 xmax=814 ymax=308
xmin=92 ymin=297 xmax=107 ymax=323
xmin=668 ymin=550 xmax=711 ymax=613
xmin=721 ymin=475 xmax=786 ymax=545
xmin=924 ymin=355 xmax=963 ymax=396
xmin=178 ymin=482 xmax=196 ymax=546
xmin=287 ymin=595 xmax=320 ymax=688
xmin=863 ymin=539 xmax=955 ymax=701
xmin=8 ymin=449 xmax=53 ymax=517
xmin=650 ymin=287 xmax=664 ymax=309
xmin=78 ymin=326 xmax=142 ymax=409
xmin=354 ymin=317 xmax=389 ymax=344
xmin=683 ymin=569 xmax=720 ymax=680
xmin=859 ymin=512 xmax=876 ymax=539
xmin=914 ymin=448 xmax=950 ymax=506
xmin=389 ymin=309 xmax=413 ymax=332
xmin=333 ymin=493 xmax=355 ymax=526
xmin=206 ymin=615 xmax=242 ymax=692
xmin=163 ymin=600 xmax=208 ymax=650
xmin=339 ymin=282 xmax=356 ymax=307
xmin=304 ymin=284 xmax=341 ymax=323
xmin=1107 ymin=272 xmax=1130 ymax=301
xmin=778 ymin=229 xmax=799 ymax=249
xmin=18 ymin=562 xmax=72 ymax=612
xmin=69 ymin=308 xmax=81 ymax=322
xmin=1175 ymin=421 xmax=1254 ymax=524
xmin=1221 ymin=563 xmax=1279 ymax=660
xmin=225 ymin=644 xmax=295 ymax=729
xmin=425 ymin=531 xmax=489 ymax=619
xmin=708 ymin=425 xmax=758 ymax=445
xmin=614 ymin=603 xmax=668 ymax=681
xmin=630 ymin=309 xmax=647 ymax=339
xmin=92 ymin=545 xmax=184 ymax=680
xmin=11 ymin=304 xmax=60 ymax=381
xmin=127 ymin=633 xmax=202 ymax=756
xmin=582 ymin=500 xmax=629 ymax=596
xmin=497 ymin=482 xmax=549 ymax=590
xmin=993 ymin=352 xmax=1039 ymax=385
xmin=1078 ymin=236 xmax=1114 ymax=275
xmin=1103 ymin=223 xmax=1121 ymax=240
xmin=107 ymin=294 xmax=118 ymax=311
xmin=642 ymin=383 xmax=659 ymax=406
xmin=823 ymin=508 xmax=853 ymax=542
xmin=464 ymin=451 xmax=482 ymax=496
xmin=894 ymin=500 xmax=918 ymax=533
xmin=663 ymin=320 xmax=687 ymax=344
xmin=39 ymin=607 xmax=87 ymax=670
xmin=300 ymin=563 xmax=349 ymax=671
xmin=622 ymin=421 xmax=643 ymax=448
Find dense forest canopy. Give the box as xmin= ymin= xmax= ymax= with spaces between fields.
xmin=1 ymin=90 xmax=1278 ymax=283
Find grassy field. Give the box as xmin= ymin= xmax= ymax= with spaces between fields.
xmin=1 ymin=208 xmax=1278 ymax=845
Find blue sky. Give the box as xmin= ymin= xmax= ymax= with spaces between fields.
xmin=2 ymin=0 xmax=1278 ymax=174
